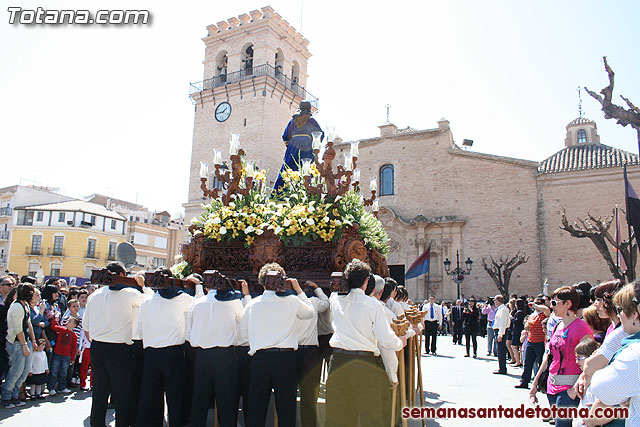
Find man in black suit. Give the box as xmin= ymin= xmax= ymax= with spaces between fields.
xmin=450 ymin=299 xmax=463 ymax=345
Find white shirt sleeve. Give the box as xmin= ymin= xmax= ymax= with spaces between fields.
xmin=240 ymin=302 xmax=251 ymax=344
xmin=374 ymin=304 xmax=403 ymax=351
xmin=194 ymin=284 xmax=204 ymax=298
xmin=591 ymin=344 xmax=640 ymax=406
xmin=314 ymin=288 xmax=330 ymax=313
xmin=296 ymin=293 xmax=315 ymax=320
xmin=597 ymin=327 xmax=629 ymax=361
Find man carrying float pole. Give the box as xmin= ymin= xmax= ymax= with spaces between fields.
xmin=135 ymin=268 xmax=204 ymax=427
xmin=326 ymin=259 xmax=403 ymax=426
xmin=241 ymin=263 xmax=315 ymax=427
xmin=83 ymin=262 xmax=147 ymax=427
xmin=188 ymin=271 xmax=247 ymax=427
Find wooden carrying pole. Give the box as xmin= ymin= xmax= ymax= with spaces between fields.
xmin=414 ymin=336 xmax=426 ymax=427
xmin=390 ymin=385 xmax=397 ymax=427
xmin=397 ymin=348 xmax=407 ymax=427
xmin=408 ymin=336 xmax=414 ymax=407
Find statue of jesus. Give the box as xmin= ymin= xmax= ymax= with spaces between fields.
xmin=273 ymin=101 xmax=324 ymax=192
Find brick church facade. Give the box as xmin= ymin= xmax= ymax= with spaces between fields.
xmin=184 ymin=7 xmax=640 ymax=301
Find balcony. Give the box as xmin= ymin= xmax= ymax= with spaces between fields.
xmin=107 ymin=253 xmax=117 ymax=261
xmin=189 ymin=63 xmax=318 ymax=109
xmin=25 ymin=246 xmax=41 ymax=256
xmin=47 ymin=248 xmax=65 ymax=257
xmin=0 ymin=230 xmax=8 ymax=240
xmin=0 ymin=207 xmax=11 ymax=217
xmin=85 ymin=251 xmax=100 ymax=260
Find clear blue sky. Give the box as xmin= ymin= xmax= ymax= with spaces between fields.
xmin=1 ymin=1 xmax=639 ymax=215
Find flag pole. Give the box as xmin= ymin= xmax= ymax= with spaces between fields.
xmin=624 ymin=164 xmax=635 ymax=281
xmin=616 ymin=206 xmax=619 ymax=272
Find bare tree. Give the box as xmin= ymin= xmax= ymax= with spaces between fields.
xmin=560 ymin=208 xmax=636 ymax=282
xmin=481 ymin=251 xmax=529 ymax=299
xmin=585 ymin=56 xmax=640 ymax=152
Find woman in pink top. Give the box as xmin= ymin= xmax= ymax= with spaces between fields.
xmin=529 ymin=286 xmax=593 ymax=427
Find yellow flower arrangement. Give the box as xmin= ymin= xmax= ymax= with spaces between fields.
xmin=191 ymin=163 xmax=389 ymax=253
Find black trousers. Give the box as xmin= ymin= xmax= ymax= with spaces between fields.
xmin=465 ymin=331 xmax=478 ymax=356
xmin=191 ymin=347 xmax=239 ymax=427
xmin=90 ymin=341 xmax=135 ymax=427
xmin=424 ymin=321 xmax=438 ymax=353
xmin=296 ymin=347 xmax=322 ymax=427
xmin=452 ymin=322 xmax=463 ymax=344
xmin=247 ymin=349 xmax=297 ymax=427
xmin=235 ymin=346 xmax=251 ymax=425
xmin=318 ymin=334 xmax=333 ymax=365
xmin=495 ymin=329 xmax=507 ymax=373
xmin=183 ymin=342 xmax=197 ymax=425
xmin=135 ymin=345 xmax=185 ymax=427
xmin=325 ymin=351 xmax=385 ymax=427
xmin=131 ymin=340 xmax=145 ymax=425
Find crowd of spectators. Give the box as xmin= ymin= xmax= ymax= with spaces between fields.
xmin=0 ymin=273 xmax=94 ymax=409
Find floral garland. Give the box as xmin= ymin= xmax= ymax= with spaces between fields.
xmin=190 ymin=160 xmax=390 ymax=255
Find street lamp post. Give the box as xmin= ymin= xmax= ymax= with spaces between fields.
xmin=443 ymin=250 xmax=473 ymax=300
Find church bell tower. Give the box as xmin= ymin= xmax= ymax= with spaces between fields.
xmin=184 ymin=6 xmax=317 ymax=221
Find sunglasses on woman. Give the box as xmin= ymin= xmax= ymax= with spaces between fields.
xmin=615 ymin=305 xmax=624 ymax=315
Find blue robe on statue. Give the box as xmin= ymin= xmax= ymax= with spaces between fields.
xmin=273 ymin=116 xmax=324 ymax=192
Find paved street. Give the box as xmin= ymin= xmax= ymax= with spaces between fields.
xmin=0 ymin=336 xmax=550 ymax=426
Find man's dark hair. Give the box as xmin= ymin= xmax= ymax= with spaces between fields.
xmin=16 ymin=283 xmax=35 ymax=303
xmin=77 ymin=289 xmax=88 ymax=298
xmin=106 ymin=262 xmax=127 ymax=276
xmin=385 ymin=277 xmax=398 ymax=288
xmin=22 ymin=276 xmax=37 ymax=284
xmin=364 ymin=273 xmax=376 ymax=296
xmin=380 ymin=281 xmax=395 ymax=302
xmin=258 ymin=263 xmax=286 ymax=288
xmin=343 ymin=259 xmax=371 ymax=290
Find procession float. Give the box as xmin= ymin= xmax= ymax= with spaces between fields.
xmin=177 ymin=125 xmax=391 ymax=290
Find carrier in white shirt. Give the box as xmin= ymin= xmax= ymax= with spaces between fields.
xmin=137 ymin=292 xmax=195 ymax=349
xmin=329 ymin=288 xmax=403 ymax=356
xmin=386 ymin=298 xmax=405 ymax=318
xmin=83 ymin=286 xmax=147 ymax=345
xmin=241 ymin=290 xmax=315 ymax=355
xmin=295 ymin=289 xmax=330 ymax=346
xmin=187 ymin=291 xmax=247 ymax=349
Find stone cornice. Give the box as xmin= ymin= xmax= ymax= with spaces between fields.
xmin=448 ymin=147 xmax=539 ymax=169
xmin=380 ymin=206 xmax=466 ymax=227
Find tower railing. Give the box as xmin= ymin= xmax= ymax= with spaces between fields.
xmin=189 ymin=63 xmax=318 ymax=109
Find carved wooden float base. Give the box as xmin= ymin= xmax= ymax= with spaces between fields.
xmin=181 ymin=226 xmax=388 ymax=290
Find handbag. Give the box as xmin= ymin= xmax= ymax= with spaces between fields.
xmin=537 ymin=351 xmax=551 ymax=394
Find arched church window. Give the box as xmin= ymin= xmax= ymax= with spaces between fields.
xmin=291 ymin=61 xmax=300 ymax=94
xmin=275 ymin=49 xmax=284 ymax=82
xmin=214 ymin=50 xmax=228 ymax=86
xmin=577 ymin=129 xmax=587 ymax=144
xmin=242 ymin=44 xmax=254 ymax=75
xmin=380 ymin=164 xmax=394 ymax=196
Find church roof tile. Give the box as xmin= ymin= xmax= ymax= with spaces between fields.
xmin=538 ymin=143 xmax=640 ymax=174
